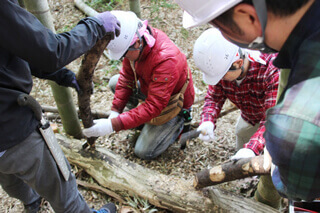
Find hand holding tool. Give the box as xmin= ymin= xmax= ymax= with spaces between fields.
xmin=82 ymin=118 xmax=113 ymax=137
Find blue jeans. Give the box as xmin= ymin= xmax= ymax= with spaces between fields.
xmin=109 ymin=74 xmax=186 ymax=160
xmin=135 ymin=115 xmax=185 ymax=160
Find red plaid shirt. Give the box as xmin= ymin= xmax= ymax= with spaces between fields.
xmin=201 ymin=53 xmax=279 ymax=155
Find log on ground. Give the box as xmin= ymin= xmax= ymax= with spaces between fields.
xmin=57 ymin=134 xmax=278 ymax=213
xmin=194 ymin=155 xmax=270 ymax=188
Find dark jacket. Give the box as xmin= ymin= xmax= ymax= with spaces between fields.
xmin=0 ymin=0 xmax=106 ymax=151
xmin=111 ymin=26 xmax=194 ymax=131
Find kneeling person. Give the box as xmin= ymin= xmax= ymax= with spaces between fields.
xmin=83 ymin=11 xmax=195 ymax=160
xmin=194 ymin=29 xmax=279 ymax=159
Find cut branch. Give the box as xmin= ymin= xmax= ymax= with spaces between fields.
xmin=76 ymin=179 xmax=126 ymax=203
xmin=194 ymin=155 xmax=270 ymax=188
xmin=77 ymin=36 xmax=111 ymax=149
xmin=74 ymin=0 xmax=98 ymax=16
xmin=42 ymin=106 xmax=110 ymax=119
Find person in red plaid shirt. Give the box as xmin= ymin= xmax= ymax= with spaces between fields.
xmin=193 ymin=28 xmax=279 ymax=159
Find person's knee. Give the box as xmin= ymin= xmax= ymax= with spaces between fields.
xmin=108 ymin=74 xmax=120 ymax=93
xmin=134 ymin=147 xmax=156 ymax=160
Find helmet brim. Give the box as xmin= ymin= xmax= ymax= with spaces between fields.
xmin=183 ymin=11 xmax=208 ymax=28
xmin=182 ymin=0 xmax=242 ymax=29
xmin=202 ymin=71 xmax=226 ymax=85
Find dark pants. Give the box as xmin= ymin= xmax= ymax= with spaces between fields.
xmin=0 ymin=130 xmax=91 ymax=213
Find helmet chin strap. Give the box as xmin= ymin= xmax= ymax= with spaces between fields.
xmin=236 ymin=48 xmax=245 ymax=80
xmin=236 ymin=66 xmax=245 ymax=80
xmin=249 ymin=0 xmax=277 ymax=53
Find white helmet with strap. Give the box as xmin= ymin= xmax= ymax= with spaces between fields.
xmin=106 ymin=11 xmax=141 ymax=60
xmin=193 ymin=28 xmax=241 ymax=85
xmin=174 ymin=0 xmax=242 ymax=28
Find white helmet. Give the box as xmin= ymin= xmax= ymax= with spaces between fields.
xmin=106 ymin=11 xmax=141 ymax=60
xmin=193 ymin=28 xmax=240 ymax=85
xmin=174 ymin=0 xmax=242 ymax=28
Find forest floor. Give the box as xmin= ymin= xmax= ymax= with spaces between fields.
xmin=0 ymin=0 xmax=283 ymax=212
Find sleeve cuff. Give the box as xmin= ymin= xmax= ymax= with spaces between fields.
xmin=111 ymin=117 xmax=123 ymax=132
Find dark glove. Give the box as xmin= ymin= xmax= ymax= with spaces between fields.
xmin=70 ymin=76 xmax=81 ymax=93
xmin=70 ymin=77 xmax=95 ymax=95
xmin=95 ymin=11 xmax=121 ymax=40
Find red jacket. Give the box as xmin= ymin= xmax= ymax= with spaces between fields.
xmin=111 ymin=26 xmax=194 ymax=131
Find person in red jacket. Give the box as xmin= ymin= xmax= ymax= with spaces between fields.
xmin=83 ymin=11 xmax=195 ymax=160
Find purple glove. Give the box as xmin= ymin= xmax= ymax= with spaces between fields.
xmin=95 ymin=11 xmax=121 ymax=40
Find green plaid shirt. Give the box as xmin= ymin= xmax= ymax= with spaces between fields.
xmin=264 ymin=0 xmax=320 ymax=201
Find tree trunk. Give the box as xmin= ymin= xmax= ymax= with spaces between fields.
xmin=57 ymin=134 xmax=278 ymax=213
xmin=129 ymin=0 xmax=141 ymax=18
xmin=23 ymin=0 xmax=82 ymax=139
xmin=194 ymin=155 xmax=270 ymax=188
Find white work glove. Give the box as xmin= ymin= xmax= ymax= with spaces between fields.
xmin=83 ymin=119 xmax=113 ymax=138
xmin=231 ymin=148 xmax=256 ymax=160
xmin=108 ymin=110 xmax=120 ymax=119
xmin=197 ymin=121 xmax=215 ymax=141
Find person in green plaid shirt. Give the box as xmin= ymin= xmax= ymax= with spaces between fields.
xmin=174 ymin=0 xmax=320 ymax=201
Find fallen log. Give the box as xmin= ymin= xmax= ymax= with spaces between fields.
xmin=57 ymin=134 xmax=277 ymax=213
xmin=194 ymin=155 xmax=270 ymax=188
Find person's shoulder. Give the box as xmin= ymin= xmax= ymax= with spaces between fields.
xmin=258 ymin=53 xmax=280 ymax=74
xmin=260 ymin=52 xmax=278 ymax=63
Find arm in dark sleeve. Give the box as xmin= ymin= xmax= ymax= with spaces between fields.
xmin=31 ymin=66 xmax=75 ymax=87
xmin=0 ymin=1 xmax=106 ymax=73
